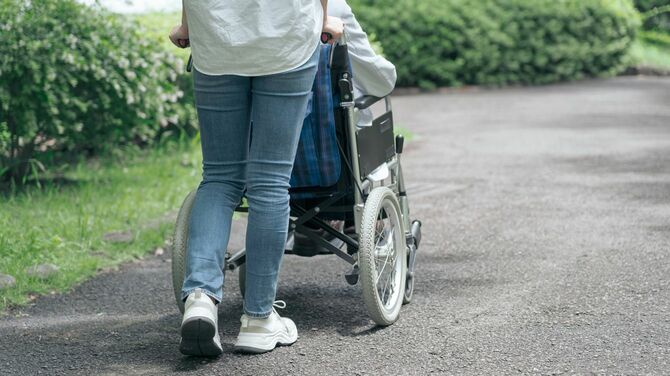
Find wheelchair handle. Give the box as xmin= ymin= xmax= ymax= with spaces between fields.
xmin=321 ymin=27 xmax=348 ymax=46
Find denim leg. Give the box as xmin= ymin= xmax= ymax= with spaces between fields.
xmin=243 ymin=47 xmax=320 ymax=317
xmin=181 ymin=71 xmax=252 ymax=304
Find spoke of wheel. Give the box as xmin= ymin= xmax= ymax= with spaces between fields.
xmin=375 ymin=227 xmax=395 ymax=285
xmin=374 ymin=214 xmax=385 ymax=247
xmin=380 ymin=267 xmax=391 ymax=304
xmin=380 ymin=253 xmax=397 ymax=305
xmin=381 ymin=217 xmax=399 ymax=305
xmin=374 ymin=210 xmax=390 ymax=283
xmin=388 ymin=268 xmax=396 ymax=298
xmin=374 ymin=230 xmax=384 ymax=250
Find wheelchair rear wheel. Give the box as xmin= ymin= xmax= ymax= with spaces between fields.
xmin=238 ymin=263 xmax=246 ymax=298
xmin=171 ymin=189 xmax=197 ymax=314
xmin=359 ymin=187 xmax=407 ymax=326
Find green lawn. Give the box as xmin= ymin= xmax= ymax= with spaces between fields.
xmin=630 ymin=31 xmax=670 ymax=70
xmin=0 ymin=138 xmax=202 ymax=312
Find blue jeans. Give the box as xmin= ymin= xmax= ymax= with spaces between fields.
xmin=181 ymin=47 xmax=319 ymax=318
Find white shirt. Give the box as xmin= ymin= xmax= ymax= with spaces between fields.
xmin=185 ymin=0 xmax=323 ymax=76
xmin=328 ymin=0 xmax=397 ymax=125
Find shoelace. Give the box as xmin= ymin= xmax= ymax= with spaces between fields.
xmin=271 ymin=300 xmax=287 ymax=325
xmin=272 ymin=300 xmax=291 ymax=333
xmin=241 ymin=300 xmax=288 ymax=328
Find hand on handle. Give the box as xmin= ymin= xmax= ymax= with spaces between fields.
xmin=169 ymin=24 xmax=190 ymax=49
xmin=322 ymin=16 xmax=344 ymax=44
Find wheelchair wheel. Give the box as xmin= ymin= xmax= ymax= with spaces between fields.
xmin=171 ymin=189 xmax=197 ymax=314
xmin=359 ymin=187 xmax=407 ymax=326
xmin=238 ymin=263 xmax=246 ymax=298
xmin=397 ymin=165 xmax=415 ymax=305
xmin=403 ymin=260 xmax=414 ymax=305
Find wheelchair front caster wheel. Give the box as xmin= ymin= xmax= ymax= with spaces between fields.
xmin=403 ymin=268 xmax=414 ymax=305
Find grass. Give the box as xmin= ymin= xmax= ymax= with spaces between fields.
xmin=0 ymin=137 xmax=202 ymax=312
xmin=629 ymin=30 xmax=670 ymax=70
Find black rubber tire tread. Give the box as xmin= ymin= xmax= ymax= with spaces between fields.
xmin=359 ymin=187 xmax=407 ymax=326
xmin=172 ymin=189 xmax=197 ymax=314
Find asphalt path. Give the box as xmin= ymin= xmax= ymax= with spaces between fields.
xmin=1 ymin=77 xmax=669 ymax=375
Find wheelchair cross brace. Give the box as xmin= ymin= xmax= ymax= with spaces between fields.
xmin=291 ymin=204 xmax=358 ymax=265
xmin=224 ymin=190 xmax=359 ymax=271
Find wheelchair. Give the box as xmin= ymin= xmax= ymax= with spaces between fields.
xmin=171 ymin=35 xmax=422 ymax=326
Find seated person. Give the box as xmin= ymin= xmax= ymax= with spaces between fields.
xmin=292 ymin=0 xmax=397 ymax=254
xmin=328 ymin=0 xmax=397 ymax=126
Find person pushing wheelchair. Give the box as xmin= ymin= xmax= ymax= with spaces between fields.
xmin=169 ymin=0 xmax=391 ymax=357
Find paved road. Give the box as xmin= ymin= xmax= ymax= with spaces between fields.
xmin=1 ymin=77 xmax=669 ymax=375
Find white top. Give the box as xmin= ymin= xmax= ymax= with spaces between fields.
xmin=328 ymin=0 xmax=397 ymax=126
xmin=185 ymin=0 xmax=323 ymax=76
xmin=328 ymin=0 xmax=396 ymax=98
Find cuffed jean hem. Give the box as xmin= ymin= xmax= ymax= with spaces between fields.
xmin=181 ymin=288 xmax=221 ymax=305
xmin=244 ymin=309 xmax=272 ymax=319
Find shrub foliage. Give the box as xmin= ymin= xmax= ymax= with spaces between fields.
xmin=0 ymin=0 xmax=191 ymax=181
xmin=634 ymin=0 xmax=670 ymax=31
xmin=351 ymin=0 xmax=640 ymax=88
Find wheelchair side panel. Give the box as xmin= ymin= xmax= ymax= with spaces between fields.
xmin=356 ymin=111 xmax=396 ymax=179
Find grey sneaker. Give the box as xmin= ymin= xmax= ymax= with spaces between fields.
xmin=179 ymin=288 xmax=223 ymax=357
xmin=234 ymin=301 xmax=298 ymax=354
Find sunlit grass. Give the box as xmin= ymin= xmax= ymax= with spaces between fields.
xmin=630 ymin=31 xmax=670 ymax=70
xmin=0 ymin=138 xmax=202 ymax=312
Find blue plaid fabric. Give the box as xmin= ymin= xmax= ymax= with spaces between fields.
xmin=289 ymin=44 xmax=341 ymax=193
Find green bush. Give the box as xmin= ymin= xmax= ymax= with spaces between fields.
xmin=132 ymin=12 xmax=198 ymax=138
xmin=0 ymin=0 xmax=193 ymax=181
xmin=640 ymin=29 xmax=670 ymax=46
xmin=350 ymin=0 xmax=640 ymax=88
xmin=634 ymin=0 xmax=670 ymax=31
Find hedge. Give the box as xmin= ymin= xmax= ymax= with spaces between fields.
xmin=350 ymin=0 xmax=640 ymax=88
xmin=0 ymin=0 xmax=194 ymax=181
xmin=634 ymin=0 xmax=670 ymax=31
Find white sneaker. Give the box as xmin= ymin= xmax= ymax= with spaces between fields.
xmin=179 ymin=288 xmax=223 ymax=357
xmin=234 ymin=301 xmax=298 ymax=354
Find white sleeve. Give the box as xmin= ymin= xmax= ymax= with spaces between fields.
xmin=328 ymin=0 xmax=397 ymax=98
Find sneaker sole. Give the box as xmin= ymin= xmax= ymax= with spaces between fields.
xmin=234 ymin=331 xmax=298 ymax=354
xmin=179 ymin=317 xmax=223 ymax=357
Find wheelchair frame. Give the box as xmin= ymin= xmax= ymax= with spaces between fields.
xmin=223 ymin=35 xmax=419 ymax=280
